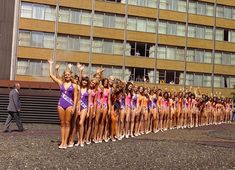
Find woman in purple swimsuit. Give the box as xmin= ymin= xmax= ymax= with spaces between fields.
xmin=48 ymin=60 xmax=78 ymax=149
xmin=76 ymin=76 xmax=90 ymax=147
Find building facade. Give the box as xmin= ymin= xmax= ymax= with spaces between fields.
xmin=7 ymin=0 xmax=235 ymax=96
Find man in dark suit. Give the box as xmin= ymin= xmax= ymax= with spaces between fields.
xmin=3 ymin=83 xmax=24 ymax=132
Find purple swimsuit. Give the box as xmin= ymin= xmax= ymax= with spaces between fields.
xmin=58 ymin=84 xmax=74 ymax=109
xmin=80 ymin=89 xmax=89 ymax=111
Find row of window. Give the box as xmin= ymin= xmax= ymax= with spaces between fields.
xmin=106 ymin=0 xmax=235 ymax=20
xmin=18 ymin=30 xmax=235 ymax=66
xmin=16 ymin=58 xmax=235 ymax=88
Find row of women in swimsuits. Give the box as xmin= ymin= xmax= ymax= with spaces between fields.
xmin=49 ymin=61 xmax=233 ymax=149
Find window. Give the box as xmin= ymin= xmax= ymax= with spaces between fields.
xmin=224 ymin=29 xmax=229 ymax=41
xmin=113 ymin=42 xmax=123 ymax=55
xmin=176 ymin=48 xmax=184 ymax=60
xmin=104 ymin=14 xmax=115 ymax=28
xmin=92 ymin=39 xmax=103 ymax=53
xmin=197 ymin=2 xmax=206 ymax=15
xmin=224 ymin=6 xmax=232 ymax=19
xmin=177 ymin=24 xmax=185 ymax=36
xmin=187 ymin=49 xmax=195 ymax=61
xmin=230 ymin=31 xmax=235 ymax=42
xmin=29 ymin=60 xmax=42 ymax=76
xmin=158 ymin=21 xmax=167 ymax=34
xmin=137 ymin=18 xmax=147 ymax=32
xmin=127 ymin=17 xmax=137 ymax=31
xmin=158 ymin=46 xmax=166 ymax=59
xmin=195 ymin=50 xmax=204 ymax=63
xmin=45 ymin=6 xmax=55 ymax=21
xmin=31 ymin=32 xmax=43 ymax=47
xmin=188 ymin=25 xmax=196 ymax=38
xmin=230 ymin=77 xmax=235 ymax=88
xmin=59 ymin=8 xmax=69 ymax=22
xmin=103 ymin=40 xmax=113 ymax=54
xmin=216 ymin=6 xmax=224 ymax=18
xmin=160 ymin=0 xmax=167 ymax=9
xmin=204 ymin=51 xmax=212 ymax=63
xmin=186 ymin=74 xmax=194 ymax=86
xmin=115 ymin=15 xmax=124 ymax=29
xmin=194 ymin=74 xmax=203 ymax=86
xmin=94 ymin=13 xmax=104 ymax=27
xmin=214 ymin=76 xmax=223 ymax=88
xmin=205 ymin=28 xmax=213 ymax=40
xmin=147 ymin=19 xmax=156 ymax=33
xmin=70 ymin=9 xmax=81 ymax=24
xmin=17 ymin=60 xmax=29 ymax=75
xmin=19 ymin=31 xmax=31 ymax=46
xmin=214 ymin=52 xmax=222 ymax=64
xmin=81 ymin=11 xmax=91 ymax=25
xmin=166 ymin=47 xmax=176 ymax=60
xmin=43 ymin=33 xmax=54 ymax=49
xmin=57 ymin=35 xmax=68 ymax=50
xmin=68 ymin=36 xmax=80 ymax=51
xmin=196 ymin=26 xmax=205 ymax=39
xmin=32 ymin=4 xmax=45 ymax=20
xmin=203 ymin=75 xmax=211 ymax=87
xmin=178 ymin=0 xmax=186 ymax=12
xmin=167 ymin=22 xmax=177 ymax=35
xmin=21 ymin=3 xmax=32 ymax=18
xmin=80 ymin=37 xmax=90 ymax=52
xmin=206 ymin=4 xmax=214 ymax=16
xmin=222 ymin=53 xmax=231 ymax=65
xmin=147 ymin=0 xmax=157 ymax=8
xmin=189 ymin=1 xmax=196 ymax=14
xmin=166 ymin=70 xmax=175 ymax=84
xmin=231 ymin=54 xmax=235 ymax=65
xmin=216 ymin=29 xmax=223 ymax=41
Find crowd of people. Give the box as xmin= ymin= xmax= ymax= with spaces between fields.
xmin=48 ymin=60 xmax=234 ymax=149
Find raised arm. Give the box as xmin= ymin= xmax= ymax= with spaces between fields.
xmin=55 ymin=63 xmax=61 ymax=79
xmin=48 ymin=60 xmax=62 ymax=85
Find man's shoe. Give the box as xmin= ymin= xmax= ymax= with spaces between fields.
xmin=3 ymin=129 xmax=11 ymax=133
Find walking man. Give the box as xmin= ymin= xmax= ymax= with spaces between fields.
xmin=3 ymin=82 xmax=24 ymax=132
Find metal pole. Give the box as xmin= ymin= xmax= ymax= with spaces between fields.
xmin=10 ymin=0 xmax=20 ymax=80
xmin=88 ymin=0 xmax=95 ymax=77
xmin=154 ymin=0 xmax=160 ymax=83
xmin=211 ymin=0 xmax=217 ymax=95
xmin=52 ymin=0 xmax=59 ymax=63
xmin=122 ymin=0 xmax=128 ymax=80
xmin=183 ymin=0 xmax=189 ymax=89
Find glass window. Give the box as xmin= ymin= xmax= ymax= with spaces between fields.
xmin=216 ymin=29 xmax=223 ymax=41
xmin=205 ymin=27 xmax=213 ymax=40
xmin=94 ymin=13 xmax=104 ymax=27
xmin=206 ymin=4 xmax=214 ymax=16
xmin=70 ymin=9 xmax=80 ymax=24
xmin=195 ymin=50 xmax=204 ymax=62
xmin=160 ymin=0 xmax=167 ymax=9
xmin=21 ymin=3 xmax=32 ymax=18
xmin=92 ymin=39 xmax=103 ymax=53
xmin=17 ymin=60 xmax=29 ymax=75
xmin=31 ymin=32 xmax=43 ymax=47
xmin=177 ymin=24 xmax=185 ymax=36
xmin=187 ymin=49 xmax=195 ymax=61
xmin=103 ymin=40 xmax=113 ymax=54
xmin=29 ymin=60 xmax=42 ymax=76
xmin=128 ymin=0 xmax=138 ymax=5
xmin=32 ymin=4 xmax=45 ymax=20
xmin=167 ymin=22 xmax=177 ymax=35
xmin=149 ymin=45 xmax=155 ymax=58
xmin=214 ymin=76 xmax=222 ymax=88
xmin=113 ymin=42 xmax=123 ymax=55
xmin=222 ymin=53 xmax=231 ymax=65
xmin=19 ymin=31 xmax=31 ymax=46
xmin=42 ymin=61 xmax=49 ymax=76
xmin=81 ymin=11 xmax=91 ymax=25
xmin=230 ymin=31 xmax=235 ymax=42
xmin=158 ymin=46 xmax=166 ymax=59
xmin=127 ymin=17 xmax=137 ymax=31
xmin=194 ymin=74 xmax=203 ymax=86
xmin=176 ymin=48 xmax=184 ymax=60
xmin=204 ymin=51 xmax=212 ymax=63
xmin=68 ymin=36 xmax=80 ymax=51
xmin=178 ymin=0 xmax=186 ymax=12
xmin=196 ymin=26 xmax=205 ymax=39
xmin=197 ymin=2 xmax=206 ymax=15
xmin=80 ymin=37 xmax=90 ymax=52
xmin=166 ymin=47 xmax=176 ymax=60
xmin=224 ymin=6 xmax=232 ymax=19
xmin=186 ymin=74 xmax=194 ymax=86
xmin=188 ymin=25 xmax=196 ymax=37
xmin=137 ymin=18 xmax=147 ymax=32
xmin=115 ymin=15 xmax=124 ymax=29
xmin=147 ymin=0 xmax=157 ymax=8
xmin=203 ymin=75 xmax=211 ymax=87
xmin=158 ymin=21 xmax=167 ymax=34
xmin=216 ymin=6 xmax=224 ymax=18
xmin=112 ymin=67 xmax=123 ymax=79
xmin=232 ymin=8 xmax=235 ymax=19
xmin=43 ymin=33 xmax=54 ymax=49
xmin=230 ymin=77 xmax=235 ymax=88
xmin=45 ymin=6 xmax=55 ymax=21
xmin=189 ymin=1 xmax=196 ymax=14
xmin=147 ymin=19 xmax=156 ymax=33
xmin=231 ymin=54 xmax=235 ymax=65
xmin=57 ymin=35 xmax=68 ymax=50
xmin=214 ymin=52 xmax=222 ymax=64
xmin=59 ymin=8 xmax=69 ymax=22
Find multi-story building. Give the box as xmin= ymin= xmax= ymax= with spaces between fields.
xmin=2 ymin=0 xmax=235 ymax=96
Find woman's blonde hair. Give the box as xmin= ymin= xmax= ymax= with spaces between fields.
xmin=61 ymin=68 xmax=75 ymax=83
